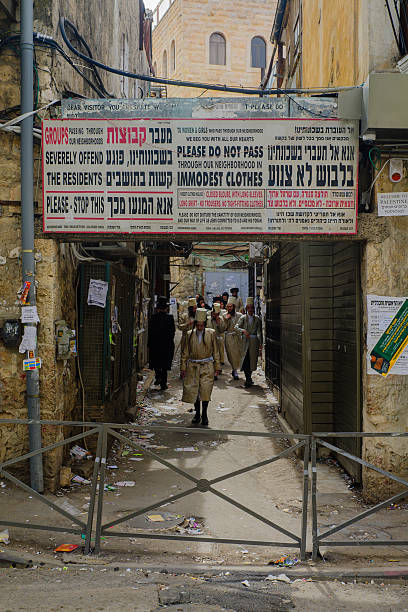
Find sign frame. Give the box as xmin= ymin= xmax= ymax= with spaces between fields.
xmin=42 ymin=117 xmax=359 ymax=237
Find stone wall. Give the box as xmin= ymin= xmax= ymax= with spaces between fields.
xmin=0 ymin=0 xmax=150 ymax=489
xmin=152 ymin=0 xmax=276 ymax=98
xmin=169 ymin=256 xmax=204 ymax=302
xmin=361 ymin=164 xmax=408 ymax=502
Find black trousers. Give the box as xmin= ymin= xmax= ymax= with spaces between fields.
xmin=154 ymin=368 xmax=167 ymax=388
xmin=242 ymin=350 xmax=252 ymax=381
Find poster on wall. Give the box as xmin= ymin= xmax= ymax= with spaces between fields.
xmin=42 ymin=118 xmax=358 ymax=235
xmin=377 ymin=191 xmax=408 ymax=216
xmin=367 ymin=294 xmax=408 ymax=375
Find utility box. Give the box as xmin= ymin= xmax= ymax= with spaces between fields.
xmin=361 ymin=72 xmax=408 ymax=137
xmin=55 ymin=320 xmax=76 ymax=360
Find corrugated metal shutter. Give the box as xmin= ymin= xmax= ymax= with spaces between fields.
xmin=333 ymin=242 xmax=362 ymax=480
xmin=280 ymin=243 xmax=304 ymax=432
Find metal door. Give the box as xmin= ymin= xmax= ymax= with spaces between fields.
xmin=332 ymin=242 xmax=362 ymax=481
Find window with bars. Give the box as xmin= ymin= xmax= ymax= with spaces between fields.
xmin=251 ymin=36 xmax=266 ymax=68
xmin=209 ymin=32 xmax=226 ymax=65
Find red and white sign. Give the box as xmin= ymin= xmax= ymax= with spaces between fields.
xmin=42 ymin=118 xmax=358 ymax=235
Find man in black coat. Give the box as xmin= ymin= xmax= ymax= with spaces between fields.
xmin=148 ymin=296 xmax=175 ymax=390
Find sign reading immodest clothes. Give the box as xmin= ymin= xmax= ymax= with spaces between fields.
xmin=42 ymin=118 xmax=358 ymax=235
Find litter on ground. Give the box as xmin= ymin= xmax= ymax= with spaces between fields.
xmin=54 ymin=544 xmax=79 ymax=553
xmin=265 ymin=574 xmax=292 ymax=583
xmin=0 ymin=529 xmax=10 ymax=544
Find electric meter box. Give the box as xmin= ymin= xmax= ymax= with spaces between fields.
xmin=55 ymin=320 xmax=76 ymax=360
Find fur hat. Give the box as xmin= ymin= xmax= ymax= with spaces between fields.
xmin=213 ymin=303 xmax=221 ymax=313
xmin=246 ymin=297 xmax=254 ymax=306
xmin=188 ymin=297 xmax=197 ymax=307
xmin=156 ymin=296 xmax=169 ymax=308
xmin=195 ymin=308 xmax=208 ymax=322
xmin=227 ymin=296 xmax=237 ymax=306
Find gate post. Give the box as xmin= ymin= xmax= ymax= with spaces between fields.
xmin=311 ymin=437 xmax=319 ymax=561
xmin=94 ymin=425 xmax=108 ymax=554
xmin=300 ymin=438 xmax=310 ymax=560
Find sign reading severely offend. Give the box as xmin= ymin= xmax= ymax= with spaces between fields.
xmin=42 ymin=118 xmax=358 ymax=235
xmin=370 ymin=299 xmax=408 ymax=376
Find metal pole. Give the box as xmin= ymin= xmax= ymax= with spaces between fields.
xmin=94 ymin=426 xmax=108 ymax=554
xmin=311 ymin=438 xmax=318 ymax=561
xmin=21 ymin=0 xmax=43 ymax=492
xmin=300 ymin=439 xmax=310 ymax=561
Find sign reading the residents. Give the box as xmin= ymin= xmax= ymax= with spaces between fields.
xmin=42 ymin=118 xmax=358 ymax=235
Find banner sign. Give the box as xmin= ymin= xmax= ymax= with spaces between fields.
xmin=367 ymin=295 xmax=408 ymax=375
xmin=42 ymin=118 xmax=358 ymax=235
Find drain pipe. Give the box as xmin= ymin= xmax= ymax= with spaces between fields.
xmin=21 ymin=0 xmax=43 ymax=492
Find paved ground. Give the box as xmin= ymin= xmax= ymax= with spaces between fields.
xmin=0 ymin=335 xmax=407 ymax=609
xmin=0 ymin=564 xmax=407 ymax=611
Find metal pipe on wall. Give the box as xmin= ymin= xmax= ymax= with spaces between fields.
xmin=21 ymin=0 xmax=43 ymax=492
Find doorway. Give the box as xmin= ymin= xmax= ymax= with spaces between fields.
xmin=265 ymin=241 xmax=362 ymax=481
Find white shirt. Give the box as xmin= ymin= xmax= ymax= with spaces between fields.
xmin=247 ymin=315 xmax=254 ymax=325
xmin=196 ymin=330 xmax=203 ymax=344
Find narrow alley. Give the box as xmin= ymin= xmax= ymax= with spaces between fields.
xmin=0 ymin=339 xmax=407 ymax=610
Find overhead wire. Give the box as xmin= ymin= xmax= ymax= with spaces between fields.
xmin=0 ymin=31 xmax=109 ymax=98
xmin=59 ymin=17 xmax=360 ymax=98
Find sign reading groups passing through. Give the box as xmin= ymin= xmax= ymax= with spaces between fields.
xmin=42 ymin=118 xmax=358 ymax=235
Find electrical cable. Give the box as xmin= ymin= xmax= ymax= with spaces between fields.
xmin=0 ymin=32 xmax=109 ymax=98
xmin=0 ymin=98 xmax=59 ymax=128
xmin=59 ymin=17 xmax=360 ymax=98
xmin=285 ymin=94 xmax=335 ymax=119
xmin=61 ymin=20 xmax=111 ymax=97
xmin=368 ymin=147 xmax=382 ymax=170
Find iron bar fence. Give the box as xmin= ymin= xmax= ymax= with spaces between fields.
xmin=0 ymin=420 xmax=406 ymax=561
xmin=311 ymin=432 xmax=408 ymax=560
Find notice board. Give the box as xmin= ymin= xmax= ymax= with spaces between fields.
xmin=42 ymin=118 xmax=358 ymax=235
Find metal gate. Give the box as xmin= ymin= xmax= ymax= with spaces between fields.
xmin=1 ymin=419 xmax=406 ymax=563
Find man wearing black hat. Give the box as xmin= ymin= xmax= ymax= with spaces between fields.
xmin=221 ymin=291 xmax=229 ymax=309
xmin=148 ymin=296 xmax=175 ymax=390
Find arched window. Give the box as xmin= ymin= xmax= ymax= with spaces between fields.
xmin=153 ymin=61 xmax=157 ymax=76
xmin=251 ymin=36 xmax=266 ymax=68
xmin=162 ymin=50 xmax=167 ymax=77
xmin=209 ymin=32 xmax=226 ymax=65
xmin=170 ymin=40 xmax=176 ymax=72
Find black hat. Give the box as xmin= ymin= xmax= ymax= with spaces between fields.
xmin=230 ymin=287 xmax=239 ymax=293
xmin=222 ymin=291 xmax=228 ymax=297
xmin=156 ymin=296 xmax=169 ymax=308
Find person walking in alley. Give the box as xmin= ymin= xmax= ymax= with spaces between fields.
xmin=178 ymin=297 xmax=197 ymax=355
xmin=230 ymin=287 xmax=245 ymax=313
xmin=207 ymin=301 xmax=225 ymax=377
xmin=235 ymin=297 xmax=262 ymax=387
xmin=148 ymin=296 xmax=175 ymax=390
xmin=219 ymin=296 xmax=243 ymax=380
xmin=180 ymin=308 xmax=221 ymax=427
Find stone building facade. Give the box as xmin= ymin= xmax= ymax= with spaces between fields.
xmin=265 ymin=0 xmax=408 ymax=501
xmin=152 ymin=0 xmax=277 ymax=98
xmin=0 ymin=0 xmax=151 ymax=490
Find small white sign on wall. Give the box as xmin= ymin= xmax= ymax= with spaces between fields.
xmin=377 ymin=191 xmax=408 ymax=216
